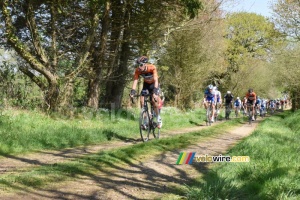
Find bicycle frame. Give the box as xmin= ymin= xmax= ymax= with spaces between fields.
xmin=234 ymin=106 xmax=241 ymax=118
xmin=225 ymin=103 xmax=232 ymax=120
xmin=214 ymin=102 xmax=221 ymax=122
xmin=247 ymin=103 xmax=254 ymax=125
xmin=131 ymin=92 xmax=160 ymax=142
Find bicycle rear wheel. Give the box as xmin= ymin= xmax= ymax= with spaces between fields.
xmin=225 ymin=106 xmax=230 ymax=120
xmin=139 ymin=110 xmax=150 ymax=142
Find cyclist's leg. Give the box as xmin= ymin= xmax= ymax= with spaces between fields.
xmin=211 ymin=103 xmax=215 ymax=122
xmin=210 ymin=98 xmax=215 ymax=122
xmin=149 ymin=83 xmax=162 ymax=128
xmin=203 ymin=99 xmax=208 ymax=109
xmin=252 ymin=103 xmax=255 ymax=120
xmin=140 ymin=95 xmax=145 ymax=109
xmin=140 ymin=82 xmax=149 ymax=108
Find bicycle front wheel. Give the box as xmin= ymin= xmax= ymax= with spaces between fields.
xmin=139 ymin=110 xmax=150 ymax=142
xmin=206 ymin=108 xmax=211 ymax=126
xmin=248 ymin=110 xmax=252 ymax=125
xmin=151 ymin=119 xmax=160 ymax=139
xmin=225 ymin=106 xmax=230 ymax=120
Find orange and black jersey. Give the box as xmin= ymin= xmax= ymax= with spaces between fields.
xmin=133 ymin=64 xmax=158 ymax=84
xmin=246 ymin=92 xmax=257 ymax=101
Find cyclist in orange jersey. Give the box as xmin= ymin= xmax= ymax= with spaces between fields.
xmin=130 ymin=56 xmax=162 ymax=128
xmin=245 ymin=88 xmax=257 ymax=121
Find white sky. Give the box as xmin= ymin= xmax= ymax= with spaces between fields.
xmin=221 ymin=0 xmax=276 ymax=17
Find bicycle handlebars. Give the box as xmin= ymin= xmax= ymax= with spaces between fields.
xmin=129 ymin=93 xmax=157 ymax=104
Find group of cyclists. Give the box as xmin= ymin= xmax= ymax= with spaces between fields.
xmin=203 ymin=85 xmax=238 ymax=122
xmin=129 ymin=55 xmax=290 ymax=131
xmin=203 ymin=85 xmax=289 ymax=123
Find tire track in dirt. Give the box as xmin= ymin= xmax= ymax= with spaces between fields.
xmin=0 ymin=120 xmax=260 ymax=200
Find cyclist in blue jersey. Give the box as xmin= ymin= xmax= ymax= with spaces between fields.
xmin=204 ymin=84 xmax=216 ymax=122
xmin=234 ymin=97 xmax=242 ymax=116
xmin=269 ymin=99 xmax=276 ymax=113
xmin=255 ymin=96 xmax=262 ymax=115
xmin=260 ymin=98 xmax=267 ymax=116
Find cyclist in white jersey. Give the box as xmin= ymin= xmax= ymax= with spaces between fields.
xmin=213 ymin=86 xmax=222 ymax=114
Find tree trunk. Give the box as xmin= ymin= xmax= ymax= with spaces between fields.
xmin=87 ymin=73 xmax=101 ymax=108
xmin=104 ymin=2 xmax=132 ymax=110
xmin=44 ymin=80 xmax=60 ymax=111
xmin=86 ymin=1 xmax=111 ymax=109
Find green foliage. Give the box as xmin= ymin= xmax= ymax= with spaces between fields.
xmin=179 ymin=0 xmax=203 ymax=19
xmin=0 ymin=55 xmax=43 ymax=109
xmin=159 ymin=1 xmax=225 ymax=109
xmin=271 ymin=0 xmax=300 ymax=41
xmin=226 ymin=12 xmax=279 ymax=58
xmin=219 ymin=12 xmax=283 ymax=97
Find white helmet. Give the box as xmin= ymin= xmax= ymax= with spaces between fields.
xmin=237 ymin=97 xmax=240 ymax=99
xmin=227 ymin=91 xmax=231 ymax=94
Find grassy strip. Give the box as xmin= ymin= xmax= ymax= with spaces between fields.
xmin=183 ymin=111 xmax=300 ymax=200
xmin=0 ymin=118 xmax=243 ymax=191
xmin=0 ymin=107 xmax=206 ymax=155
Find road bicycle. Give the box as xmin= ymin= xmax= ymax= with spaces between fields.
xmin=234 ymin=106 xmax=241 ymax=118
xmin=260 ymin=106 xmax=266 ymax=118
xmin=131 ymin=92 xmax=160 ymax=142
xmin=269 ymin=104 xmax=275 ymax=115
xmin=254 ymin=105 xmax=259 ymax=120
xmin=246 ymin=103 xmax=254 ymax=125
xmin=205 ymin=100 xmax=213 ymax=126
xmin=214 ymin=102 xmax=222 ymax=122
xmin=242 ymin=106 xmax=247 ymax=116
xmin=225 ymin=103 xmax=232 ymax=120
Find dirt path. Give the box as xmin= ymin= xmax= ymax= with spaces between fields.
xmin=0 ymin=120 xmax=259 ymax=199
xmin=0 ymin=121 xmax=211 ymax=174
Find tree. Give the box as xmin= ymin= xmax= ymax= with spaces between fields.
xmin=159 ymin=0 xmax=225 ymax=109
xmin=1 ymin=0 xmax=101 ymax=111
xmin=0 ymin=0 xmax=204 ymax=112
xmin=271 ymin=0 xmax=300 ymax=41
xmin=272 ymin=44 xmax=300 ymax=110
xmin=91 ymin=0 xmax=203 ymax=110
xmin=218 ymin=12 xmax=282 ymax=96
xmin=271 ymin=0 xmax=300 ymax=110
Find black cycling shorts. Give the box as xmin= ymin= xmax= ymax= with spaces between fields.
xmin=141 ymin=82 xmax=155 ymax=96
xmin=247 ymin=100 xmax=255 ymax=105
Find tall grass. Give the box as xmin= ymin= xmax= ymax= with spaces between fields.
xmin=185 ymin=111 xmax=300 ymax=200
xmin=0 ymin=107 xmax=206 ymax=155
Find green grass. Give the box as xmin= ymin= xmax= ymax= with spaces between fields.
xmin=184 ymin=111 xmax=300 ymax=200
xmin=0 ymin=115 xmax=243 ymax=190
xmin=0 ymin=107 xmax=206 ymax=155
